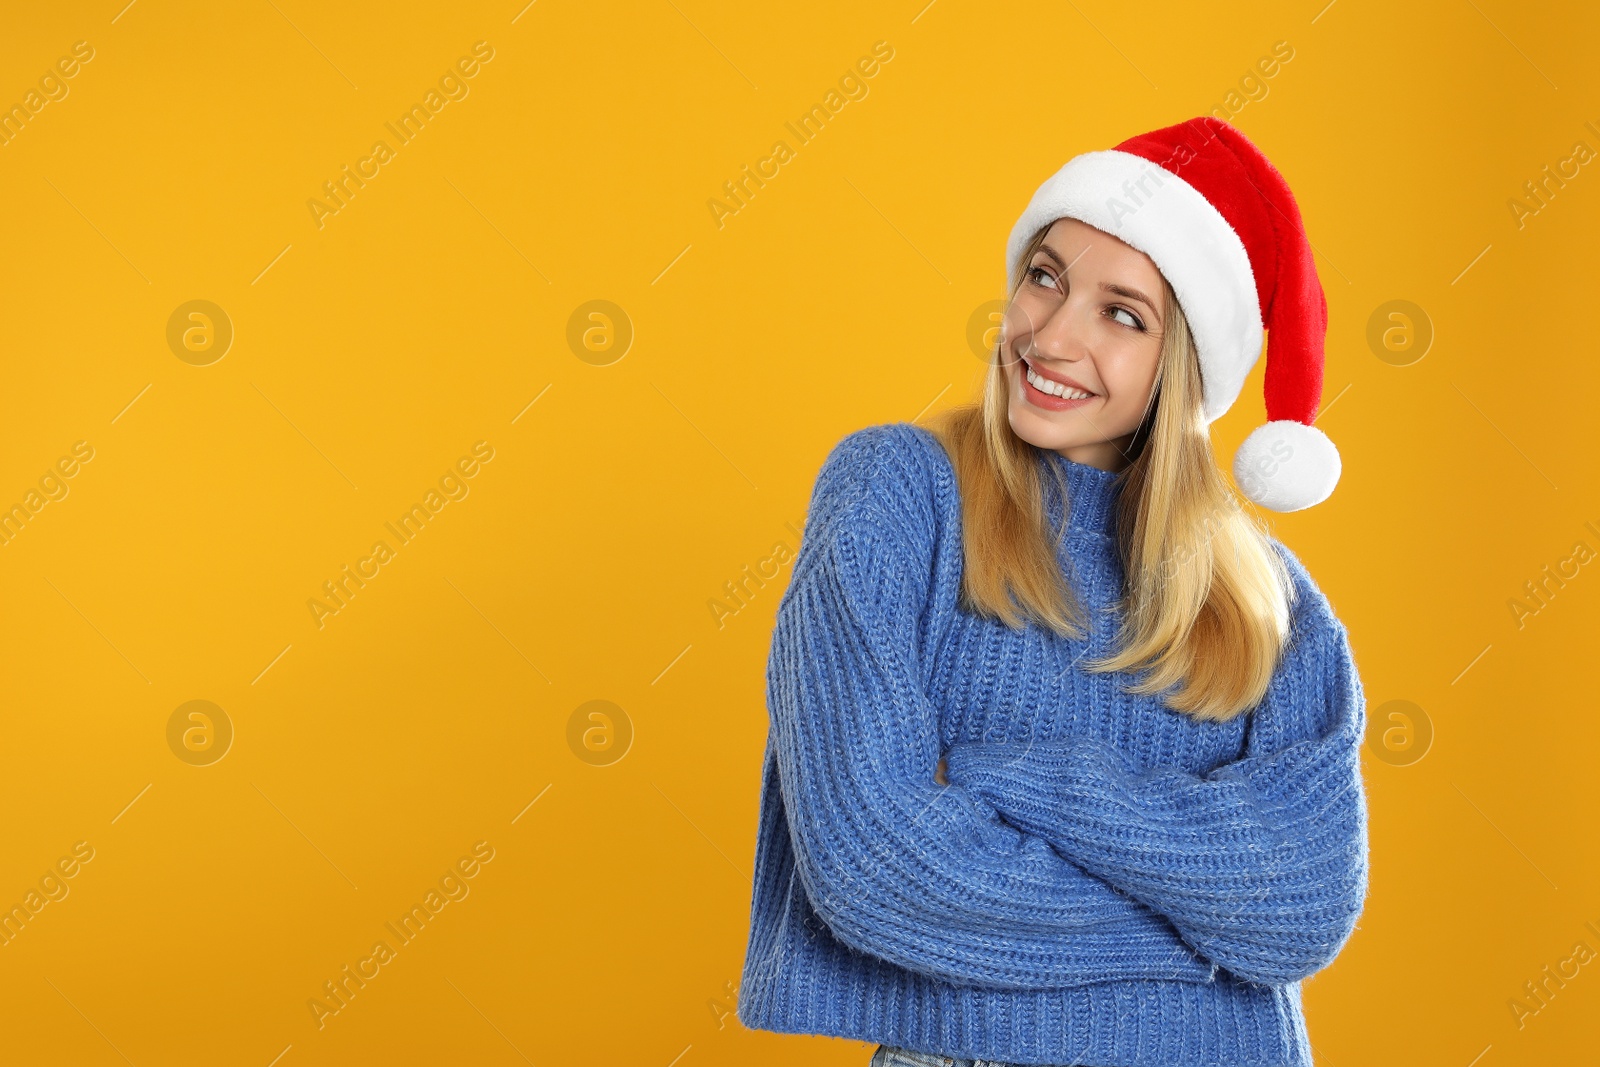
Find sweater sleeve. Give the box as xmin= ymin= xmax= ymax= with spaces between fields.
xmin=768 ymin=426 xmax=1220 ymax=990
xmin=943 ymin=555 xmax=1370 ymax=987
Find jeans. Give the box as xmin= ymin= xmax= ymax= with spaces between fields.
xmin=870 ymin=1045 xmax=1098 ymax=1067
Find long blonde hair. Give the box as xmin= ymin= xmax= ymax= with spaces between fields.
xmin=926 ymin=224 xmax=1295 ymax=722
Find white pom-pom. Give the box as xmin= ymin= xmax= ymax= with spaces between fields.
xmin=1232 ymin=420 xmax=1341 ymax=512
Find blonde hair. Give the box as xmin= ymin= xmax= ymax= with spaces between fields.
xmin=926 ymin=223 xmax=1295 ymax=722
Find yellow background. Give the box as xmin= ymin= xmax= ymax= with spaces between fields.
xmin=1 ymin=0 xmax=1596 ymax=1063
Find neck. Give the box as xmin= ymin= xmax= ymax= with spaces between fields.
xmin=1055 ymin=437 xmax=1133 ymax=473
xmin=1039 ymin=447 xmax=1122 ymax=536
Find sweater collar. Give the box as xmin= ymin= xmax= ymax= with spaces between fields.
xmin=1037 ymin=447 xmax=1123 ymax=537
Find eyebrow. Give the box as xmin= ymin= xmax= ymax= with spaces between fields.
xmin=1037 ymin=242 xmax=1163 ymax=326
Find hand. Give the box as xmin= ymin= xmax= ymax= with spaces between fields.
xmin=935 ymin=755 xmax=949 ymax=786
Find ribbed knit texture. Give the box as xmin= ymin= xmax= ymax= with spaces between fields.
xmin=737 ymin=422 xmax=1370 ymax=1067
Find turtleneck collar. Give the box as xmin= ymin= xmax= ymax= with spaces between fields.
xmin=1037 ymin=447 xmax=1123 ymax=537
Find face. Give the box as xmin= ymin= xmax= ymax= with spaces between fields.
xmin=1002 ymin=217 xmax=1167 ymax=472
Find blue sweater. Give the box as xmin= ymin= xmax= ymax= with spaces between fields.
xmin=737 ymin=422 xmax=1370 ymax=1066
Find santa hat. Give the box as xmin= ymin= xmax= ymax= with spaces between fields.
xmin=1005 ymin=116 xmax=1339 ymax=512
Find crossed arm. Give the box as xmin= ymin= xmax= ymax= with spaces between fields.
xmin=768 ymin=429 xmax=1221 ymax=990
xmin=772 ymin=427 xmax=1369 ymax=990
xmin=942 ymin=599 xmax=1372 ymax=986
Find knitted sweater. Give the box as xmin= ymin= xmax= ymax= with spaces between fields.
xmin=736 ymin=422 xmax=1370 ymax=1066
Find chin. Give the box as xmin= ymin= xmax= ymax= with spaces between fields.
xmin=1007 ymin=401 xmax=1084 ymax=452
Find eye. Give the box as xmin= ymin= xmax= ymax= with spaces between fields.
xmin=1025 ymin=264 xmax=1058 ymax=290
xmin=1108 ymin=305 xmax=1146 ymax=331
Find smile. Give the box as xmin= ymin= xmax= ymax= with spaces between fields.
xmin=1019 ymin=356 xmax=1099 ymax=406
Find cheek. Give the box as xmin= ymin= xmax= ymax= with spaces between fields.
xmin=1100 ymin=345 xmax=1161 ymax=402
xmin=1001 ymin=304 xmax=1040 ymax=346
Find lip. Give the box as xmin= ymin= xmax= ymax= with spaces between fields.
xmin=1020 ymin=354 xmax=1097 ymax=396
xmin=1017 ymin=354 xmax=1100 ymax=411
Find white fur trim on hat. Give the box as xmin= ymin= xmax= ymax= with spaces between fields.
xmin=1232 ymin=419 xmax=1341 ymax=512
xmin=1005 ymin=149 xmax=1263 ymax=425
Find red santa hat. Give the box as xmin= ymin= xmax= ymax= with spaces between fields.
xmin=1005 ymin=116 xmax=1339 ymax=512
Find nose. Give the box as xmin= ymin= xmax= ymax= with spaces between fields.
xmin=1018 ymin=295 xmax=1090 ymax=364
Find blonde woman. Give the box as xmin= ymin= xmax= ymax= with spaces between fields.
xmin=738 ymin=116 xmax=1368 ymax=1067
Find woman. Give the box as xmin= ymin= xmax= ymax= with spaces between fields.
xmin=737 ymin=116 xmax=1369 ymax=1067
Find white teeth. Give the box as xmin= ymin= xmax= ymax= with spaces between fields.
xmin=1025 ymin=362 xmax=1093 ymax=400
